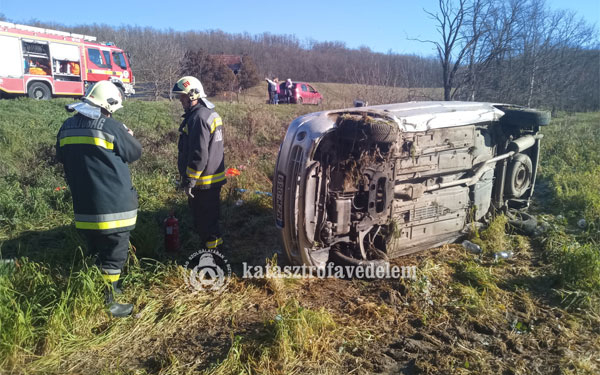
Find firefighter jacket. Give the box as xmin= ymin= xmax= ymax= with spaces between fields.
xmin=56 ymin=113 xmax=142 ymax=234
xmin=177 ymin=102 xmax=226 ymax=190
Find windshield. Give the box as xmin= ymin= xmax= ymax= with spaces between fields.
xmin=112 ymin=51 xmax=128 ymax=70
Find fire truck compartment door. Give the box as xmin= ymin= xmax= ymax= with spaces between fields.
xmin=0 ymin=35 xmax=23 ymax=78
xmin=50 ymin=43 xmax=80 ymax=61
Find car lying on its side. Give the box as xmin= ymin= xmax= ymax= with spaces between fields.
xmin=279 ymin=81 xmax=323 ymax=105
xmin=273 ymin=101 xmax=550 ymax=269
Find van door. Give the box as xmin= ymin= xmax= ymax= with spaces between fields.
xmin=301 ymin=83 xmax=309 ymax=104
xmin=307 ymin=84 xmax=318 ymax=104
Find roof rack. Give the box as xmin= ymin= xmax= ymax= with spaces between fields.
xmin=0 ymin=21 xmax=97 ymax=42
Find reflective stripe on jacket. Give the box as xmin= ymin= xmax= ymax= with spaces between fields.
xmin=178 ymin=103 xmax=226 ymax=190
xmin=56 ymin=113 xmax=142 ymax=234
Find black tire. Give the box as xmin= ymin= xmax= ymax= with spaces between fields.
xmin=505 ymin=153 xmax=533 ymax=198
xmin=28 ymin=82 xmax=51 ymax=100
xmin=338 ymin=118 xmax=399 ymax=144
xmin=117 ymin=85 xmax=125 ymax=101
xmin=499 ymin=107 xmax=551 ymax=127
xmin=369 ymin=121 xmax=399 ymax=143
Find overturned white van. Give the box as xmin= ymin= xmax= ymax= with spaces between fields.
xmin=273 ymin=101 xmax=550 ymax=269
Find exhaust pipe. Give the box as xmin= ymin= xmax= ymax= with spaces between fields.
xmin=507 ymin=134 xmax=543 ymax=153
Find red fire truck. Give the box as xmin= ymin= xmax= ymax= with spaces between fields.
xmin=0 ymin=21 xmax=134 ymax=100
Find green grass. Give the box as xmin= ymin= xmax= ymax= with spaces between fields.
xmin=540 ymin=112 xmax=600 ymax=225
xmin=469 ymin=214 xmax=510 ymax=256
xmin=537 ymin=112 xmax=600 ymax=310
xmin=212 ymin=299 xmax=340 ymax=374
xmin=238 ymin=82 xmax=443 ymax=108
xmin=0 ymin=95 xmax=337 ymax=373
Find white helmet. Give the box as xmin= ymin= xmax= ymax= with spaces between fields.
xmin=172 ymin=76 xmax=215 ymax=108
xmin=172 ymin=76 xmax=207 ymax=100
xmin=83 ymin=81 xmax=123 ymax=113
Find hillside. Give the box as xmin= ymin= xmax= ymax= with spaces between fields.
xmin=237 ymin=83 xmax=442 ymax=108
xmin=0 ymin=96 xmax=598 ymax=374
xmin=134 ymin=82 xmax=443 ymax=109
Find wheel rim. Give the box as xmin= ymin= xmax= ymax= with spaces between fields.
xmin=515 ymin=166 xmax=529 ymax=189
xmin=34 ymin=88 xmax=43 ymax=99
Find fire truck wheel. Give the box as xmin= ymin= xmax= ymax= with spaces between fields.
xmin=117 ymin=85 xmax=126 ymax=101
xmin=28 ymin=82 xmax=51 ymax=100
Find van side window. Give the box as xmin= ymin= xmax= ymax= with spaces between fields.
xmin=302 ymin=84 xmax=308 ymax=92
xmin=87 ymin=48 xmax=111 ymax=69
xmin=112 ymin=51 xmax=127 ymax=69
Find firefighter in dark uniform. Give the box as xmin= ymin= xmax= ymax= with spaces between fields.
xmin=172 ymin=76 xmax=226 ymax=249
xmin=56 ymin=81 xmax=141 ymax=318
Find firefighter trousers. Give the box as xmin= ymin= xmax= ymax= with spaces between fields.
xmin=79 ymin=230 xmax=130 ymax=275
xmin=188 ymin=186 xmax=222 ymax=248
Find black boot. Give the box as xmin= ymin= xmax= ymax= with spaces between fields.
xmin=105 ymin=281 xmax=133 ymax=318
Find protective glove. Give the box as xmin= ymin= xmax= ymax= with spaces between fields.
xmin=184 ymin=186 xmax=194 ymax=198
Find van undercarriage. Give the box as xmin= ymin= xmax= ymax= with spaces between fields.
xmin=274 ymin=102 xmax=549 ymax=269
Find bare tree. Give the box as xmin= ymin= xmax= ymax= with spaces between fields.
xmin=421 ymin=0 xmax=478 ymax=100
xmin=135 ymin=30 xmax=183 ymax=100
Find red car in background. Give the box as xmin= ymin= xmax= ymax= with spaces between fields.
xmin=279 ymin=81 xmax=323 ymax=105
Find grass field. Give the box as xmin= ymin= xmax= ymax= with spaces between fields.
xmin=0 ymin=94 xmax=598 ymax=374
xmin=194 ymin=82 xmax=442 ymax=108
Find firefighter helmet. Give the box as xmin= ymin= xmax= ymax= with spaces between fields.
xmin=83 ymin=81 xmax=123 ymax=113
xmin=172 ymin=76 xmax=207 ymax=101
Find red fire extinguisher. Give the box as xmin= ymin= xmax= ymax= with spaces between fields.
xmin=164 ymin=210 xmax=180 ymax=252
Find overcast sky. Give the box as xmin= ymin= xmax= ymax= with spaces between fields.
xmin=0 ymin=0 xmax=598 ymax=56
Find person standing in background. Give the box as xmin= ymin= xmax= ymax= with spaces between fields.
xmin=273 ymin=78 xmax=280 ymax=104
xmin=265 ymin=77 xmax=277 ymax=104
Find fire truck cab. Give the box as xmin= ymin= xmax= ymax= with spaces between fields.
xmin=0 ymin=21 xmax=134 ymax=100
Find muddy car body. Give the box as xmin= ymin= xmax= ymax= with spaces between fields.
xmin=273 ymin=101 xmax=549 ymax=269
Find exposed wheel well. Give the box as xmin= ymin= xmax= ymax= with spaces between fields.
xmin=27 ymin=80 xmax=52 ymax=92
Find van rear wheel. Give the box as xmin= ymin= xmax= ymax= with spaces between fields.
xmin=505 ymin=153 xmax=533 ymax=198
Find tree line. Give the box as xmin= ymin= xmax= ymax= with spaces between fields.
xmin=2 ymin=0 xmax=597 ymax=111
xmin=424 ymin=0 xmax=599 ymax=112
